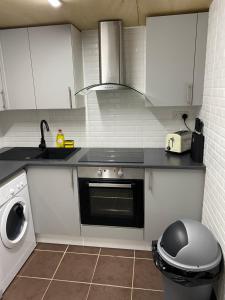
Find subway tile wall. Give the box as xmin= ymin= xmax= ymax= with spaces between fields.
xmin=0 ymin=27 xmax=197 ymax=148
xmin=200 ymin=0 xmax=225 ymax=299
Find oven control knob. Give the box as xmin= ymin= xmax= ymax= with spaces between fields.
xmin=118 ymin=169 xmax=124 ymax=178
xmin=97 ymin=169 xmax=103 ymax=176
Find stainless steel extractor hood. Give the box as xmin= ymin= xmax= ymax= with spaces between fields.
xmin=75 ymin=20 xmax=144 ymax=97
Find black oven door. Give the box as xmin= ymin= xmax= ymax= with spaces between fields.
xmin=79 ymin=179 xmax=144 ymax=228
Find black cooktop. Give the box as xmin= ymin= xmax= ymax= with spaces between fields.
xmin=79 ymin=148 xmax=144 ymax=163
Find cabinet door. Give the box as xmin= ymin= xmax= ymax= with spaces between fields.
xmin=71 ymin=26 xmax=85 ymax=109
xmin=28 ymin=25 xmax=75 ymax=109
xmin=144 ymin=169 xmax=205 ymax=243
xmin=27 ymin=167 xmax=81 ymax=237
xmin=146 ymin=14 xmax=197 ymax=106
xmin=0 ymin=28 xmax=36 ymax=109
xmin=193 ymin=13 xmax=208 ymax=105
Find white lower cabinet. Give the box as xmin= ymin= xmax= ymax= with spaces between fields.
xmin=27 ymin=165 xmax=205 ymax=248
xmin=27 ymin=166 xmax=80 ymax=237
xmin=144 ymin=168 xmax=205 ymax=243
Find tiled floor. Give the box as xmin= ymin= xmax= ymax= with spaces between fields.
xmin=3 ymin=243 xmax=164 ymax=300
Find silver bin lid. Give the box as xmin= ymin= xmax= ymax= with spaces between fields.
xmin=157 ymin=219 xmax=222 ymax=272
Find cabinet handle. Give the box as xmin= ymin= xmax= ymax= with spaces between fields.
xmin=68 ymin=87 xmax=73 ymax=109
xmin=0 ymin=90 xmax=6 ymax=110
xmin=186 ymin=84 xmax=193 ymax=105
xmin=71 ymin=169 xmax=74 ymax=191
xmin=149 ymin=170 xmax=152 ymax=191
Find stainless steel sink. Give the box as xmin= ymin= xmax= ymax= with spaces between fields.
xmin=0 ymin=147 xmax=80 ymax=160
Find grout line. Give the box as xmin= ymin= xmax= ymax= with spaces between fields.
xmin=35 ymin=249 xmax=66 ymax=253
xmin=18 ymin=275 xmax=50 ymax=281
xmin=131 ymin=250 xmax=135 ymax=300
xmin=66 ymin=251 xmax=99 ymax=256
xmin=66 ymin=251 xmax=135 ymax=259
xmin=53 ymin=278 xmax=91 ymax=285
xmin=100 ymin=254 xmax=134 ymax=259
xmin=135 ymin=257 xmax=153 ymax=261
xmin=89 ymin=282 xmax=131 ymax=289
xmin=17 ymin=276 xmax=164 ymax=292
xmin=85 ymin=247 xmax=101 ymax=300
xmin=133 ymin=287 xmax=164 ymax=292
xmin=41 ymin=245 xmax=69 ymax=300
xmin=35 ymin=250 xmax=152 ymax=260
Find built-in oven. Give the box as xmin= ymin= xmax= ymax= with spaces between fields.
xmin=78 ymin=167 xmax=144 ymax=228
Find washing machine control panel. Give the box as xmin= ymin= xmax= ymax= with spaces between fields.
xmin=0 ymin=171 xmax=27 ymax=206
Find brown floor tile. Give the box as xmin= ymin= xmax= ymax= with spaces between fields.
xmin=43 ymin=280 xmax=89 ymax=300
xmin=88 ymin=285 xmax=131 ymax=300
xmin=3 ymin=277 xmax=50 ymax=300
xmin=134 ymin=259 xmax=163 ymax=290
xmin=135 ymin=250 xmax=153 ymax=259
xmin=54 ymin=253 xmax=98 ymax=282
xmin=18 ymin=250 xmax=36 ymax=275
xmin=101 ymin=248 xmax=134 ymax=257
xmin=20 ymin=250 xmax=63 ymax=278
xmin=93 ymin=256 xmax=133 ymax=287
xmin=36 ymin=243 xmax=67 ymax=252
xmin=67 ymin=245 xmax=100 ymax=254
xmin=133 ymin=289 xmax=164 ymax=300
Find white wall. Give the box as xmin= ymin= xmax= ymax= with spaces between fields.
xmin=0 ymin=27 xmax=197 ymax=148
xmin=200 ymin=0 xmax=225 ymax=299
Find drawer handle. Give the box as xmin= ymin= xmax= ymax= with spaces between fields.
xmin=149 ymin=171 xmax=152 ymax=191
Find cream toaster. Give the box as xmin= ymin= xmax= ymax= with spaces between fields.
xmin=165 ymin=130 xmax=192 ymax=153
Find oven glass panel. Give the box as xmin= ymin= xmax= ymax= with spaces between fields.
xmin=79 ymin=179 xmax=144 ymax=228
xmin=89 ymin=186 xmax=134 ymax=218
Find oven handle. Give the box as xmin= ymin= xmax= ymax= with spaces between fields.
xmin=88 ymin=183 xmax=132 ymax=189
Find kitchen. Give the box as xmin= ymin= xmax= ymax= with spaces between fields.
xmin=0 ymin=0 xmax=224 ymax=300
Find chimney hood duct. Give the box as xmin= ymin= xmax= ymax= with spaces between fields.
xmin=75 ymin=20 xmax=145 ymax=97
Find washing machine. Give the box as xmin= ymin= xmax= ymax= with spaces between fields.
xmin=0 ymin=170 xmax=36 ymax=295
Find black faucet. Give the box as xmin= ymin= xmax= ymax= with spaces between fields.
xmin=39 ymin=120 xmax=50 ymax=150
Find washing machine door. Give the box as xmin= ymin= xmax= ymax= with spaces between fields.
xmin=1 ymin=197 xmax=29 ymax=249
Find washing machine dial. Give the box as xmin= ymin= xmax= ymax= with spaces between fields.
xmin=20 ymin=182 xmax=24 ymax=188
xmin=9 ymin=188 xmax=15 ymax=196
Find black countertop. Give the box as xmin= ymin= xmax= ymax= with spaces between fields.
xmin=0 ymin=148 xmax=205 ymax=185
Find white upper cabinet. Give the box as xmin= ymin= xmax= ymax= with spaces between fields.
xmin=146 ymin=13 xmax=208 ymax=106
xmin=28 ymin=25 xmax=84 ymax=109
xmin=0 ymin=28 xmax=36 ymax=109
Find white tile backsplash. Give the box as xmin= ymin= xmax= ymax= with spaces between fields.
xmin=200 ymin=0 xmax=225 ymax=299
xmin=0 ymin=26 xmax=197 ymax=148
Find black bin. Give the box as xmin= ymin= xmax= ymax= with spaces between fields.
xmin=152 ymin=219 xmax=223 ymax=300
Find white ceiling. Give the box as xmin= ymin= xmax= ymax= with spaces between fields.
xmin=0 ymin=0 xmax=211 ymax=30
